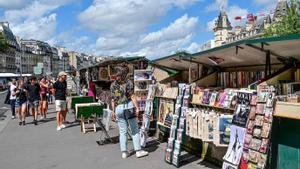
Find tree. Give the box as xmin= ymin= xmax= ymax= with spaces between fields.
xmin=264 ymin=0 xmax=300 ymax=37
xmin=0 ymin=32 xmax=8 ymax=52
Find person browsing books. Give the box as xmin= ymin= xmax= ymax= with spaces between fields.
xmin=110 ymin=63 xmax=148 ymax=159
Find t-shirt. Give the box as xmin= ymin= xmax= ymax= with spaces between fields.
xmin=25 ymin=83 xmax=41 ymax=101
xmin=9 ymin=84 xmax=17 ymax=100
xmin=53 ymin=81 xmax=67 ymax=100
xmin=16 ymin=88 xmax=27 ymax=102
xmin=110 ymin=79 xmax=134 ymax=105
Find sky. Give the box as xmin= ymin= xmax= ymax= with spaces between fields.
xmin=0 ymin=0 xmax=279 ymax=59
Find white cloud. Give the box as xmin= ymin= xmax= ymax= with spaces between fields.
xmin=0 ymin=0 xmax=31 ymax=10
xmin=206 ymin=0 xmax=228 ymax=12
xmin=78 ymin=0 xmax=200 ymax=58
xmin=141 ymin=14 xmax=198 ymax=44
xmin=1 ymin=0 xmax=77 ymax=42
xmin=254 ymin=0 xmax=277 ymax=6
xmin=185 ymin=42 xmax=202 ymax=53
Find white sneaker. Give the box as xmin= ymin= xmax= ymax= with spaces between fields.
xmin=57 ymin=126 xmax=62 ymax=131
xmin=61 ymin=124 xmax=66 ymax=129
xmin=40 ymin=116 xmax=44 ymax=120
xmin=11 ymin=116 xmax=15 ymax=119
xmin=136 ymin=150 xmax=148 ymax=158
xmin=122 ymin=152 xmax=129 ymax=159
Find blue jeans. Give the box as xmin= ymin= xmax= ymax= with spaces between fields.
xmin=10 ymin=99 xmax=16 ymax=117
xmin=116 ymin=101 xmax=141 ymax=152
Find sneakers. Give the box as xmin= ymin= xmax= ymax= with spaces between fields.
xmin=57 ymin=126 xmax=62 ymax=131
xmin=22 ymin=121 xmax=25 ymax=126
xmin=122 ymin=152 xmax=129 ymax=159
xmin=61 ymin=124 xmax=66 ymax=129
xmin=33 ymin=120 xmax=38 ymax=125
xmin=11 ymin=116 xmax=15 ymax=119
xmin=136 ymin=150 xmax=149 ymax=158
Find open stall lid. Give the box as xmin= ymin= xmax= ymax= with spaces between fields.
xmin=190 ymin=34 xmax=300 ymax=68
xmin=151 ymin=52 xmax=198 ymax=71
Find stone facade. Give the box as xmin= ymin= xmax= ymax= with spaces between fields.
xmin=213 ymin=0 xmax=288 ymax=47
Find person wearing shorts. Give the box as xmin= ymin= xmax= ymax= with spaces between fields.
xmin=52 ymin=71 xmax=67 ymax=131
xmin=14 ymin=79 xmax=28 ymax=126
xmin=24 ymin=77 xmax=40 ymax=125
xmin=39 ymin=77 xmax=49 ymax=119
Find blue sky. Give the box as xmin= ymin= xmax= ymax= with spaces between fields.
xmin=0 ymin=0 xmax=278 ymax=59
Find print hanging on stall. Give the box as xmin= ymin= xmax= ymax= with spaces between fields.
xmin=232 ymin=92 xmax=252 ymax=127
xmin=223 ymin=125 xmax=246 ymax=166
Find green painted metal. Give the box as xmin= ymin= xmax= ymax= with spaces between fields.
xmin=271 ymin=117 xmax=300 ymax=169
xmin=190 ymin=34 xmax=300 ymax=59
xmin=70 ymin=96 xmax=94 ymax=110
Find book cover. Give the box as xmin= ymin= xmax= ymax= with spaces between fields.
xmin=232 ymin=92 xmax=251 ymax=127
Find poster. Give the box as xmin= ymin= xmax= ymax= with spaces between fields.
xmin=232 ymin=92 xmax=252 ymax=127
xmin=223 ymin=125 xmax=246 ymax=165
xmin=158 ymin=100 xmax=166 ymax=124
xmin=214 ymin=115 xmax=232 ymax=146
xmin=222 ymin=161 xmax=238 ymax=169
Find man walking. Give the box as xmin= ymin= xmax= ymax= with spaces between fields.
xmin=52 ymin=71 xmax=67 ymax=131
xmin=24 ymin=77 xmax=40 ymax=125
xmin=9 ymin=79 xmax=17 ymax=119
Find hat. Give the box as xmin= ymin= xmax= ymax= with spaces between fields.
xmin=58 ymin=71 xmax=67 ymax=77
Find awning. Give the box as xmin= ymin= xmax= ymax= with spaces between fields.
xmin=151 ymin=52 xmax=198 ymax=71
xmin=190 ymin=34 xmax=300 ymax=68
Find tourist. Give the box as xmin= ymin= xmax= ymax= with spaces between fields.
xmin=9 ymin=79 xmax=17 ymax=119
xmin=110 ymin=64 xmax=148 ymax=159
xmin=13 ymin=80 xmax=27 ymax=125
xmin=25 ymin=77 xmax=40 ymax=125
xmin=52 ymin=71 xmax=67 ymax=131
xmin=39 ymin=77 xmax=49 ymax=119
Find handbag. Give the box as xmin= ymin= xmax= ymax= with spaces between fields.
xmin=123 ymin=104 xmax=137 ymax=120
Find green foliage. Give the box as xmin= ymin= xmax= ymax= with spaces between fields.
xmin=264 ymin=0 xmax=300 ymax=37
xmin=0 ymin=32 xmax=8 ymax=52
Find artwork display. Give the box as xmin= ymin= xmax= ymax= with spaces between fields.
xmin=223 ymin=125 xmax=246 ymax=165
xmin=98 ymin=67 xmax=109 ymax=81
xmin=239 ymin=85 xmax=276 ymax=169
xmin=158 ymin=100 xmax=175 ymax=127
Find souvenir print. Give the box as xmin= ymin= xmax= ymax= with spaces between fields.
xmin=240 ymin=148 xmax=250 ymax=169
xmin=247 ymin=120 xmax=255 ymax=134
xmin=250 ymin=138 xmax=262 ymax=151
xmin=264 ymin=108 xmax=273 ymax=123
xmin=253 ymin=127 xmax=262 ymax=138
xmin=257 ymin=153 xmax=267 ymax=168
xmin=266 ymin=92 xmax=275 ymax=107
xmin=222 ymin=161 xmax=238 ymax=169
xmin=223 ymin=125 xmax=246 ymax=165
xmin=165 ymin=148 xmax=172 ymax=163
xmin=254 ymin=115 xmax=264 ymax=126
xmin=247 ymin=162 xmax=258 ymax=169
xmin=209 ymin=92 xmax=218 ymax=106
xmin=250 ymin=94 xmax=257 ymax=106
xmin=259 ymin=139 xmax=269 ymax=153
xmin=261 ymin=122 xmax=271 ymax=138
xmin=249 ymin=149 xmax=259 ymax=163
xmin=244 ymin=133 xmax=253 ymax=148
xmin=256 ymin=104 xmax=265 ymax=114
xmin=249 ymin=106 xmax=256 ymax=120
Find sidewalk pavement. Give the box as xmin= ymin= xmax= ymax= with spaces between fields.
xmin=0 ymin=104 xmax=220 ymax=169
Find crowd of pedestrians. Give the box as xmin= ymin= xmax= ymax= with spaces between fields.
xmin=5 ymin=71 xmax=68 ymax=131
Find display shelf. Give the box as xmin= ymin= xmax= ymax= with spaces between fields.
xmin=155 ymin=96 xmax=177 ymax=100
xmin=274 ymin=101 xmax=300 ymax=120
xmin=190 ymin=102 xmax=235 ymax=111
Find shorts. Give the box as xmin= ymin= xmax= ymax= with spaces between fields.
xmin=40 ymin=93 xmax=47 ymax=101
xmin=55 ymin=100 xmax=67 ymax=111
xmin=29 ymin=100 xmax=39 ymax=108
xmin=15 ymin=101 xmax=27 ymax=107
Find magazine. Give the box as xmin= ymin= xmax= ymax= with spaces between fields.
xmin=232 ymin=92 xmax=252 ymax=127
